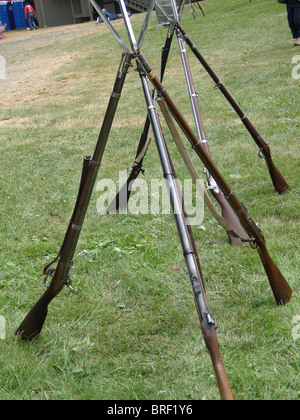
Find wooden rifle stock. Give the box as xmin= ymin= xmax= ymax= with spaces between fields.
xmin=256 ymin=138 xmax=291 ymax=196
xmin=139 ymin=66 xmax=234 ymax=399
xmin=256 ymin=240 xmax=293 ymax=305
xmin=137 ymin=52 xmax=292 ymax=305
xmin=176 ymin=23 xmax=290 ymax=195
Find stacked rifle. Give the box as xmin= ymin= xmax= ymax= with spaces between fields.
xmin=15 ymin=0 xmax=292 ymax=400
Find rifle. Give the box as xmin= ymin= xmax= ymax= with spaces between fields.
xmin=137 ymin=51 xmax=292 ymax=306
xmin=15 ymin=0 xmax=292 ymax=400
xmin=15 ymin=53 xmax=133 ymax=341
xmin=176 ymin=23 xmax=290 ymax=195
xmin=139 ymin=63 xmax=233 ymax=400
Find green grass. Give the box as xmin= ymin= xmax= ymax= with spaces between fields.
xmin=0 ymin=0 xmax=299 ymax=400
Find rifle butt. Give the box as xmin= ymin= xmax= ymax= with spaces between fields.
xmin=257 ymin=243 xmax=292 ymax=305
xmin=268 ymin=164 xmax=290 ymax=195
xmin=15 ymin=290 xmax=52 ymax=341
xmin=241 ymin=120 xmax=290 ymax=195
xmin=201 ymin=323 xmax=234 ymax=401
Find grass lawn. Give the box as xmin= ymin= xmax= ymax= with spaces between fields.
xmin=0 ymin=0 xmax=299 ymax=400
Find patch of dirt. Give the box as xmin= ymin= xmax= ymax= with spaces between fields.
xmin=0 ymin=21 xmax=113 ymax=108
xmin=0 ymin=21 xmax=96 ymax=54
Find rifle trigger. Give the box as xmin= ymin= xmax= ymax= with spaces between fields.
xmin=258 ymin=148 xmax=265 ymax=159
xmin=65 ymin=261 xmax=77 ymax=293
xmin=66 ymin=276 xmax=77 ymax=293
xmin=44 ymin=268 xmax=55 ymax=288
